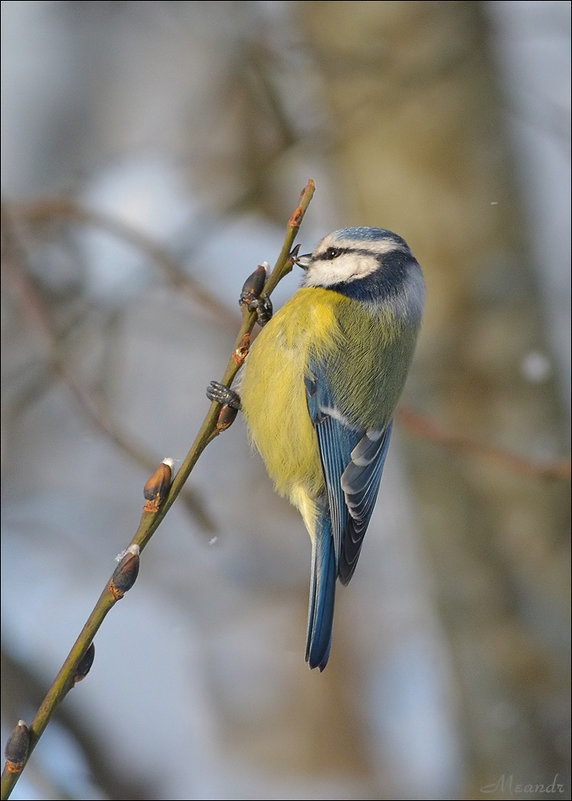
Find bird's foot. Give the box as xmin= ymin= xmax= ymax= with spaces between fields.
xmin=239 ymin=263 xmax=273 ymax=326
xmin=206 ymin=381 xmax=242 ymax=410
xmin=242 ymin=293 xmax=273 ymax=326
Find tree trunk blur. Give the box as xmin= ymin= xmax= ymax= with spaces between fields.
xmin=298 ymin=0 xmax=570 ymax=795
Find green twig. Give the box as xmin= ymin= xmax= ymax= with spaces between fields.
xmin=0 ymin=179 xmax=315 ymax=800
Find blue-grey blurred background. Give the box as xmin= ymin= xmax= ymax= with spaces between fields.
xmin=1 ymin=2 xmax=570 ymax=799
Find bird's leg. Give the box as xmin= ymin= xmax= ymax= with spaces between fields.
xmin=206 ymin=381 xmax=242 ymax=410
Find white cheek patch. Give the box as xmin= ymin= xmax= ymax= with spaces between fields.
xmin=303 ymin=253 xmax=379 ymax=287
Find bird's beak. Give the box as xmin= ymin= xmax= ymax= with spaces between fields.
xmin=293 ymin=252 xmax=312 ymax=270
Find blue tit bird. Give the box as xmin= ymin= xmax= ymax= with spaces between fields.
xmin=211 ymin=227 xmax=425 ymax=671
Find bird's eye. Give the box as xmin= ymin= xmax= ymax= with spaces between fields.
xmin=325 ymin=247 xmax=342 ymax=260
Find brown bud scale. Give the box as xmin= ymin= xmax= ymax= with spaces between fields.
xmin=4 ymin=721 xmax=29 ymax=772
xmin=74 ymin=642 xmax=95 ymax=684
xmin=143 ymin=460 xmax=172 ymax=513
xmin=110 ymin=549 xmax=140 ymax=599
xmin=216 ymin=404 xmax=238 ymax=432
xmin=233 ymin=333 xmax=251 ymax=366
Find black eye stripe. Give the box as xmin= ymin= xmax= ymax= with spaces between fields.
xmin=313 ymin=246 xmax=351 ymax=262
xmin=313 ymin=246 xmax=396 ymax=262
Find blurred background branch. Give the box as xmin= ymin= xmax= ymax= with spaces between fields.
xmin=2 ymin=202 xmax=217 ymax=533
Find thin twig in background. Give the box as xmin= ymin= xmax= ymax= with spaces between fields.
xmin=1 ymin=204 xmax=216 ymax=532
xmin=397 ymin=407 xmax=570 ymax=481
xmin=9 ymin=197 xmax=238 ymax=329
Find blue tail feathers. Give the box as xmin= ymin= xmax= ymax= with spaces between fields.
xmin=305 ymin=517 xmax=336 ymax=671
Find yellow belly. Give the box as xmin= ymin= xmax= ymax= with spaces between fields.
xmin=239 ymin=287 xmax=345 ymax=505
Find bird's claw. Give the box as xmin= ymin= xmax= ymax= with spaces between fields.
xmin=244 ymin=294 xmax=273 ymax=326
xmin=206 ymin=381 xmax=242 ymax=410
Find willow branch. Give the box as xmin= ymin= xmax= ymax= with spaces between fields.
xmin=0 ymin=179 xmax=316 ymax=800
xmin=129 ymin=178 xmax=316 ymax=552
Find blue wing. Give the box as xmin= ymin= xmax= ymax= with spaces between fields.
xmin=305 ymin=366 xmax=393 ymax=586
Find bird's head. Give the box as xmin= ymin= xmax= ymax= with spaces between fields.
xmin=295 ymin=226 xmax=425 ymax=318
